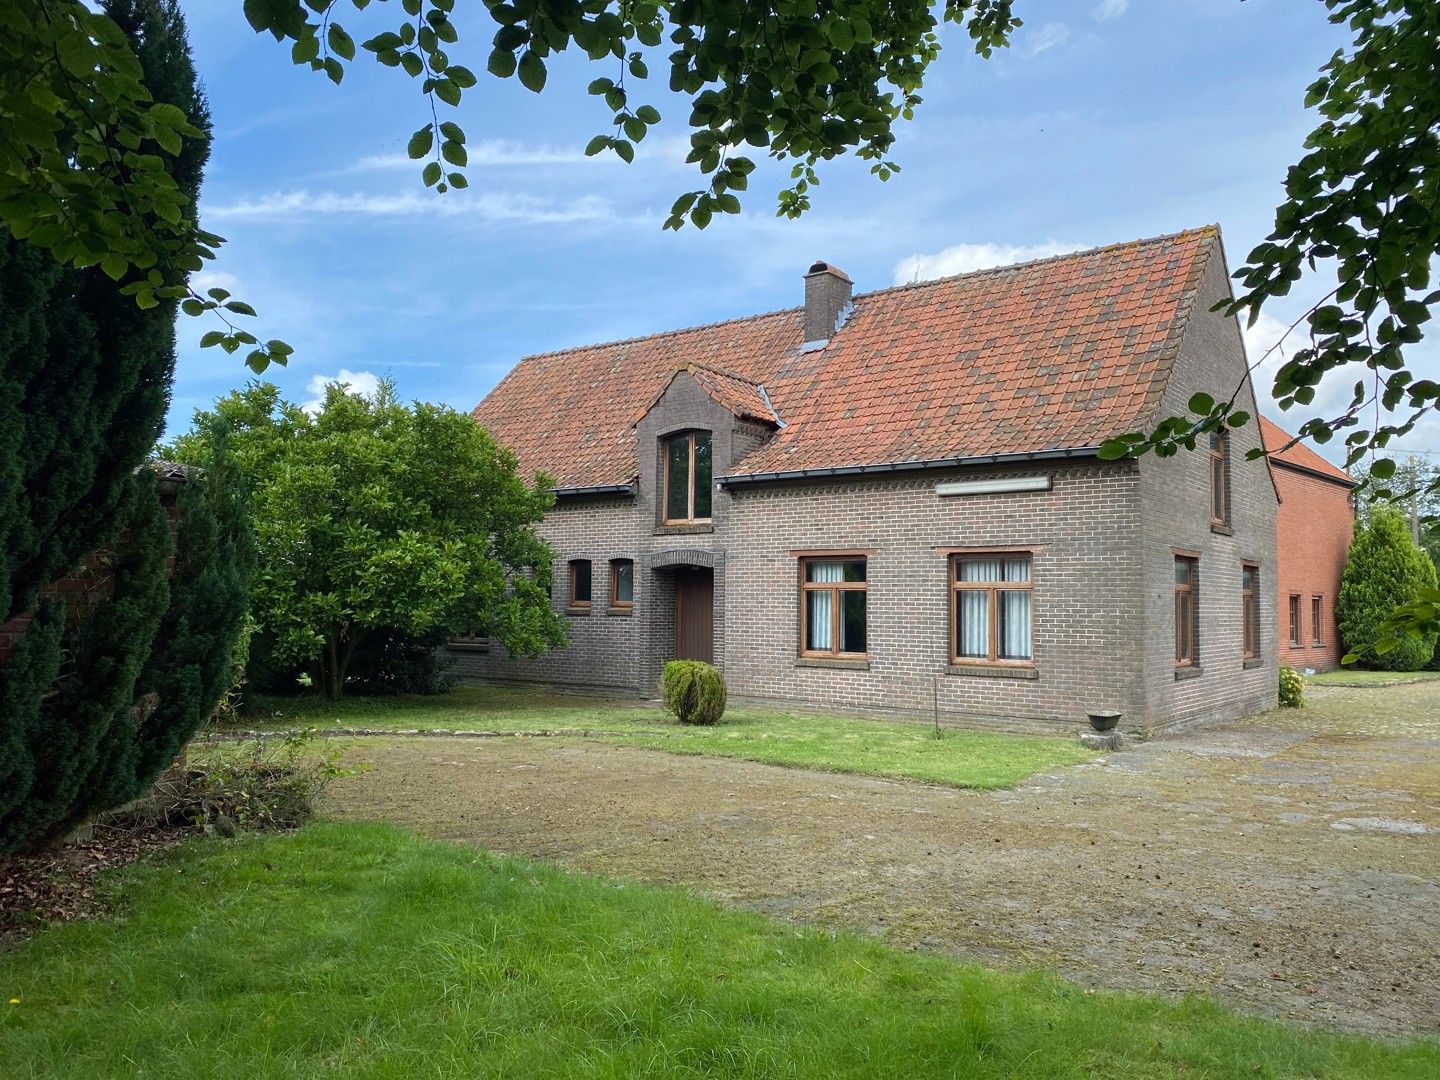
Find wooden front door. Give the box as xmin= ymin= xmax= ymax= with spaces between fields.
xmin=674 ymin=568 xmax=714 ymax=663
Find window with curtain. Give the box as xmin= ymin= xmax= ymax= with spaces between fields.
xmin=799 ymin=557 xmax=867 ymax=658
xmin=610 ymin=559 xmax=634 ymax=607
xmin=1175 ymin=556 xmax=1198 ymax=666
xmin=1210 ymin=430 xmax=1230 ymax=526
xmin=1311 ymin=595 xmax=1324 ymax=644
xmin=663 ymin=431 xmax=713 ymax=523
xmin=1288 ymin=594 xmax=1301 ymax=646
xmin=951 ymin=554 xmax=1032 ymax=664
xmin=569 ymin=560 xmax=592 ymax=608
xmin=1242 ymin=564 xmax=1259 ymax=659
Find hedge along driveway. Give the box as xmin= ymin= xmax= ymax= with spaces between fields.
xmin=237 ymin=685 xmax=1094 ymax=791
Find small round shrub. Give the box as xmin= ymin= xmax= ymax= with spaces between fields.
xmin=662 ymin=660 xmax=727 ymax=725
xmin=1278 ymin=666 xmax=1305 ymax=708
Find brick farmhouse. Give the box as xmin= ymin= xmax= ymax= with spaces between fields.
xmin=453 ymin=227 xmax=1279 ymax=736
xmin=1260 ymin=416 xmax=1355 ymax=672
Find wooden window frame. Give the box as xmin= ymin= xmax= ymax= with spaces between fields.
xmin=1288 ymin=594 xmax=1302 ymax=647
xmin=1209 ymin=430 xmax=1230 ymax=527
xmin=661 ymin=431 xmax=713 ymax=525
xmin=1175 ymin=555 xmax=1199 ymax=667
xmin=797 ymin=554 xmax=868 ymax=660
xmin=568 ymin=559 xmax=592 ymax=609
xmin=949 ymin=552 xmax=1035 ymax=667
xmin=1241 ymin=563 xmax=1259 ymax=660
xmin=610 ymin=558 xmax=634 ymax=608
xmin=1311 ymin=595 xmax=1324 ymax=645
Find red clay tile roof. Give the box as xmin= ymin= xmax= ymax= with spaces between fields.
xmin=1259 ymin=416 xmax=1354 ymax=486
xmin=634 ymin=365 xmax=780 ymax=427
xmin=472 ymin=227 xmax=1221 ymax=488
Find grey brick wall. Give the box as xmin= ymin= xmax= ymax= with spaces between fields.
xmin=1135 ymin=239 xmax=1280 ymax=731
xmin=720 ymin=461 xmax=1147 ymax=733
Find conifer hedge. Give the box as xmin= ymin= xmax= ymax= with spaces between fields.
xmin=0 ymin=1 xmax=252 ymax=854
xmin=1337 ymin=506 xmax=1439 ymax=671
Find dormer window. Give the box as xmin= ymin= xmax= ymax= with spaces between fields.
xmin=663 ymin=431 xmax=712 ymax=524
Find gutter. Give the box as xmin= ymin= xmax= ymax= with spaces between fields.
xmin=1268 ymin=457 xmax=1356 ymax=490
xmin=717 ymin=447 xmax=1103 ymax=488
xmin=553 ymin=483 xmax=637 ymax=497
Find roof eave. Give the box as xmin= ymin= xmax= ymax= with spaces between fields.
xmin=1269 ymin=457 xmax=1356 ymax=489
xmin=553 ymin=483 xmax=637 ymax=497
xmin=718 ymin=446 xmax=1103 ymax=487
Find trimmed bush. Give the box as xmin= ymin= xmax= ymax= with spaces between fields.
xmin=1278 ymin=666 xmax=1305 ymax=708
xmin=1337 ymin=506 xmax=1439 ymax=670
xmin=662 ymin=661 xmax=727 ymax=725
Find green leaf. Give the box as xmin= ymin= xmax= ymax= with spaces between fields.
xmin=441 ymin=141 xmax=467 ymax=167
xmin=327 ymin=24 xmax=356 ymax=61
xmin=100 ymin=253 xmax=129 ymax=281
xmin=517 ymin=51 xmax=546 ymax=93
xmin=199 ymin=330 xmax=226 ymax=348
xmin=422 ymin=161 xmax=442 ymax=187
xmin=224 ymin=300 xmax=257 ymax=317
xmin=1187 ymin=392 xmax=1215 ymax=415
xmin=407 ymin=126 xmax=434 ymax=160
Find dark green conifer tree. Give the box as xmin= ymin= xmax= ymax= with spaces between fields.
xmin=0 ymin=0 xmax=247 ymax=854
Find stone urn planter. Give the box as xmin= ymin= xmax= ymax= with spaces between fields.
xmin=1087 ymin=710 xmax=1122 ymax=732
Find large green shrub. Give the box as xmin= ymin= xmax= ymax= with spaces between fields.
xmin=662 ymin=661 xmax=727 ymax=726
xmin=1338 ymin=506 xmax=1439 ymax=670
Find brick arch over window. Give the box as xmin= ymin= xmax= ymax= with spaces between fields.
xmin=649 ymin=548 xmax=719 ymax=570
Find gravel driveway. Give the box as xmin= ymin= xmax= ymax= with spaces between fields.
xmin=325 ymin=681 xmax=1440 ymax=1037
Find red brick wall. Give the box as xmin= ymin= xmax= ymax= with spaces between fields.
xmin=1273 ymin=463 xmax=1353 ymax=671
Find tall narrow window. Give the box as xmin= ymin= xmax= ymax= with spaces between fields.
xmin=610 ymin=559 xmax=634 ymax=608
xmin=1288 ymin=595 xmax=1301 ymax=647
xmin=1242 ymin=563 xmax=1259 ymax=660
xmin=799 ymin=556 xmax=867 ymax=658
xmin=1210 ymin=430 xmax=1230 ymax=526
xmin=569 ymin=560 xmax=592 ymax=609
xmin=951 ymin=554 xmax=1033 ymax=664
xmin=663 ymin=431 xmax=712 ymax=524
xmin=1175 ymin=555 xmax=1199 ymax=667
xmin=1312 ymin=595 xmax=1324 ymax=645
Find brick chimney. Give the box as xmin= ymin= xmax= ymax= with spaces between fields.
xmin=803 ymin=260 xmax=853 ymax=347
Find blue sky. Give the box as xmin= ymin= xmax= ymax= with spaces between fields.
xmin=171 ymin=0 xmax=1432 ymax=463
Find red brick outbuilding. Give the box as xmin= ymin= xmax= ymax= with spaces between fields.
xmin=1260 ymin=417 xmax=1355 ymax=671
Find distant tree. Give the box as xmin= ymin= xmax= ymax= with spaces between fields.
xmin=1337 ymin=506 xmax=1439 ymax=670
xmin=169 ymin=381 xmax=564 ymax=699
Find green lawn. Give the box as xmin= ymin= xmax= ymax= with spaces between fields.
xmin=239 ymin=685 xmax=1093 ymax=790
xmin=3 ymin=823 xmax=1434 ymax=1079
xmin=1306 ymin=669 xmax=1440 ymax=687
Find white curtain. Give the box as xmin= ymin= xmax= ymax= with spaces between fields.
xmin=957 ymin=557 xmax=1031 ymax=660
xmin=806 ymin=561 xmax=843 ymax=650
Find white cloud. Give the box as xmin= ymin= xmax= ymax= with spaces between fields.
xmin=1092 ymin=0 xmax=1130 ymax=21
xmin=206 ymin=189 xmax=621 ymax=225
xmin=892 ymin=240 xmax=1085 ymax=285
xmin=1023 ymin=23 xmax=1071 ymax=57
xmin=302 ymin=368 xmax=381 ymax=414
